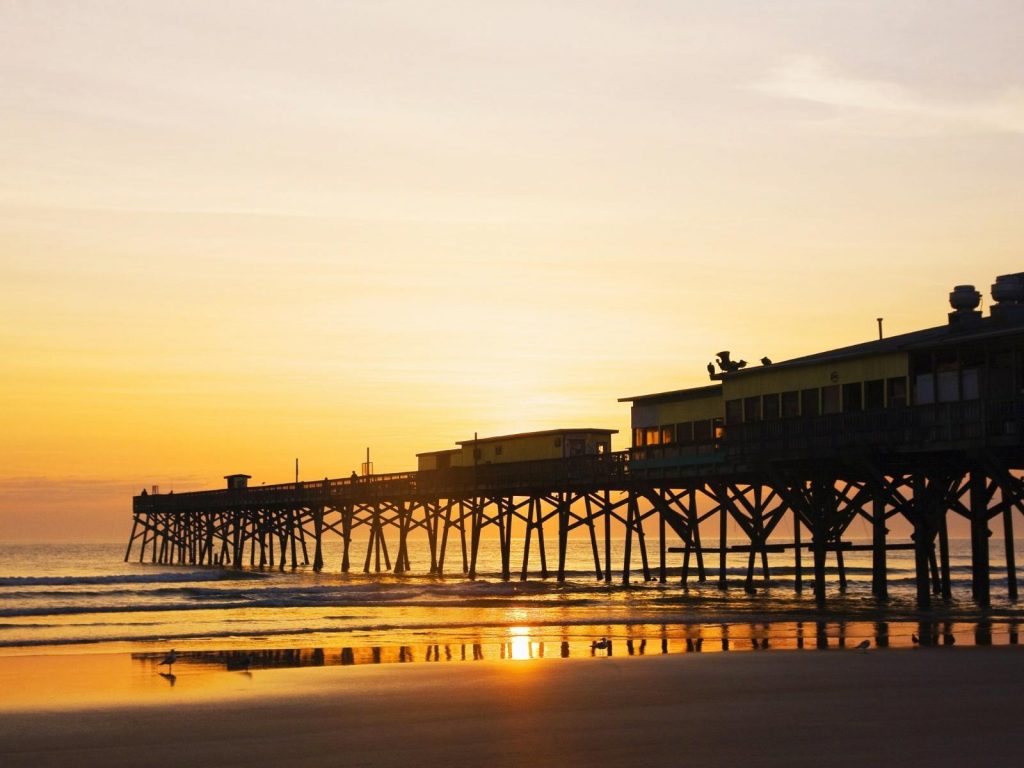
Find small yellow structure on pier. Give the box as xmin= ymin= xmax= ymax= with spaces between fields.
xmin=417 ymin=428 xmax=616 ymax=471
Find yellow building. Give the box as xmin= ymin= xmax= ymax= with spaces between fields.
xmin=417 ymin=428 xmax=617 ymax=471
xmin=415 ymin=448 xmax=463 ymax=471
xmin=622 ymin=275 xmax=1024 ymax=464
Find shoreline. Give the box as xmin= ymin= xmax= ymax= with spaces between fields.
xmin=2 ymin=647 xmax=1022 ymax=767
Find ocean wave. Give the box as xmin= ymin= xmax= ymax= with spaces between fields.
xmin=0 ymin=570 xmax=268 ymax=588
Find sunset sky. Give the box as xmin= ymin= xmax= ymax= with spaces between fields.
xmin=2 ymin=1 xmax=1023 ymax=540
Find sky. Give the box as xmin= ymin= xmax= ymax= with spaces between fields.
xmin=2 ymin=1 xmax=1023 ymax=540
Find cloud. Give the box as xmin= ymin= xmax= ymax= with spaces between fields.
xmin=753 ymin=55 xmax=1024 ymax=136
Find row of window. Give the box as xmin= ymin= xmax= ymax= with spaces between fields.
xmin=725 ymin=377 xmax=909 ymax=425
xmin=633 ymin=377 xmax=910 ymax=446
xmin=634 ymin=418 xmax=722 ymax=448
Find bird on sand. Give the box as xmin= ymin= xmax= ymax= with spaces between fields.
xmin=911 ymin=633 xmax=920 ymax=645
xmin=591 ymin=637 xmax=610 ymax=650
xmin=855 ymin=640 xmax=870 ymax=651
xmin=159 ymin=649 xmax=178 ymax=670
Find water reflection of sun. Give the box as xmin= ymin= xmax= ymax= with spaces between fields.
xmin=509 ymin=626 xmax=533 ymax=661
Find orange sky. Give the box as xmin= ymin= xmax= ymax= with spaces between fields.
xmin=2 ymin=2 xmax=1023 ymax=540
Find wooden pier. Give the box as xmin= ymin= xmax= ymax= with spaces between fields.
xmin=126 ymin=277 xmax=1024 ymax=607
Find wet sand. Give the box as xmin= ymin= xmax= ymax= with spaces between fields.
xmin=2 ymin=648 xmax=1022 ymax=767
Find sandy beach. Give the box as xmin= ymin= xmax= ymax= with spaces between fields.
xmin=2 ymin=647 xmax=1022 ymax=767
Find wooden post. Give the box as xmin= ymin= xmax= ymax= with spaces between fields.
xmin=871 ymin=491 xmax=887 ymax=599
xmin=622 ymin=493 xmax=635 ymax=585
xmin=793 ymin=506 xmax=802 ymax=593
xmin=969 ymin=471 xmax=991 ymax=606
xmin=468 ymin=498 xmax=482 ymax=579
xmin=1004 ymin=503 xmax=1018 ymax=601
xmin=604 ymin=491 xmax=612 ymax=583
xmin=341 ymin=505 xmax=352 ymax=573
xmin=585 ymin=495 xmax=602 ymax=580
xmin=718 ymin=492 xmax=728 ymax=589
xmin=938 ymin=509 xmax=952 ymax=600
xmin=521 ymin=498 xmax=534 ymax=581
xmin=557 ymin=494 xmax=569 ymax=583
xmin=691 ymin=490 xmax=707 ymax=582
xmin=312 ymin=505 xmax=324 ymax=572
xmin=658 ymin=496 xmax=667 ymax=584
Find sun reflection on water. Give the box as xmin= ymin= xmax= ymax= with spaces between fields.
xmin=508 ymin=626 xmax=533 ymax=661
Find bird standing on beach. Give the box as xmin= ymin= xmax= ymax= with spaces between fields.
xmin=159 ymin=649 xmax=178 ymax=670
xmin=592 ymin=637 xmax=610 ymax=651
xmin=855 ymin=640 xmax=870 ymax=652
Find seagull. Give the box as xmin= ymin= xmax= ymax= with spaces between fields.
xmin=855 ymin=640 xmax=870 ymax=652
xmin=159 ymin=649 xmax=178 ymax=670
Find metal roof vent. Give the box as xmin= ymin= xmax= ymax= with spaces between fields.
xmin=990 ymin=272 xmax=1024 ymax=324
xmin=948 ymin=284 xmax=982 ymax=327
xmin=991 ymin=273 xmax=1024 ymax=304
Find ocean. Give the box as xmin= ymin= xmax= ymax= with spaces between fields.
xmin=2 ymin=539 xmax=1022 ymax=671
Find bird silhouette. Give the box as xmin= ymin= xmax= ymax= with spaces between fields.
xmin=911 ymin=633 xmax=919 ymax=645
xmin=855 ymin=640 xmax=870 ymax=651
xmin=760 ymin=356 xmax=773 ymax=366
xmin=591 ymin=637 xmax=610 ymax=651
xmin=159 ymin=649 xmax=178 ymax=670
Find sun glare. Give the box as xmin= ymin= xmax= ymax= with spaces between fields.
xmin=508 ymin=626 xmax=534 ymax=661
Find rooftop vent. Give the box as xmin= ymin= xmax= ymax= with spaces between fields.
xmin=949 ymin=285 xmax=981 ymax=311
xmin=992 ymin=273 xmax=1024 ymax=305
xmin=948 ymin=284 xmax=982 ymax=327
xmin=990 ymin=272 xmax=1024 ymax=324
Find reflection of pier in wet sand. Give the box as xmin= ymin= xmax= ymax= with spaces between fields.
xmin=133 ymin=619 xmax=1022 ymax=674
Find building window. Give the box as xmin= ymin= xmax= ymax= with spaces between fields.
xmin=743 ymin=396 xmax=761 ymax=422
xmin=781 ymin=391 xmax=799 ymax=418
xmin=801 ymin=388 xmax=820 ymax=417
xmin=661 ymin=425 xmax=675 ymax=445
xmin=725 ymin=399 xmax=743 ymax=425
xmin=676 ymin=422 xmax=694 ymax=444
xmin=822 ymin=385 xmax=841 ymax=414
xmin=887 ymin=377 xmax=907 ymax=407
xmin=864 ymin=379 xmax=884 ymax=410
xmin=645 ymin=427 xmax=661 ymax=446
xmin=763 ymin=393 xmax=780 ymax=421
xmin=962 ymin=368 xmax=980 ymax=400
xmin=693 ymin=419 xmax=712 ymax=443
xmin=936 ymin=370 xmax=959 ymax=402
xmin=914 ymin=373 xmax=935 ymax=405
xmin=633 ymin=428 xmax=644 ymax=447
xmin=842 ymin=382 xmax=862 ymax=412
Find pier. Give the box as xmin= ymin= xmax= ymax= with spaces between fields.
xmin=127 ymin=275 xmax=1024 ymax=607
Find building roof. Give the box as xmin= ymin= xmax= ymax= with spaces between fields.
xmin=732 ymin=311 xmax=1024 ymax=377
xmin=619 ymin=384 xmax=722 ymax=404
xmin=455 ymin=428 xmax=617 ymax=446
xmin=224 ymin=474 xmax=252 ymax=479
xmin=619 ymin=308 xmax=1024 ymax=402
xmin=415 ymin=448 xmax=462 ymax=458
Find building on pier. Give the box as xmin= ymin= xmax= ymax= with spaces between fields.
xmin=126 ymin=272 xmax=1024 ymax=609
xmin=417 ymin=428 xmax=616 ymax=471
xmin=624 ymin=274 xmax=1024 ymax=468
